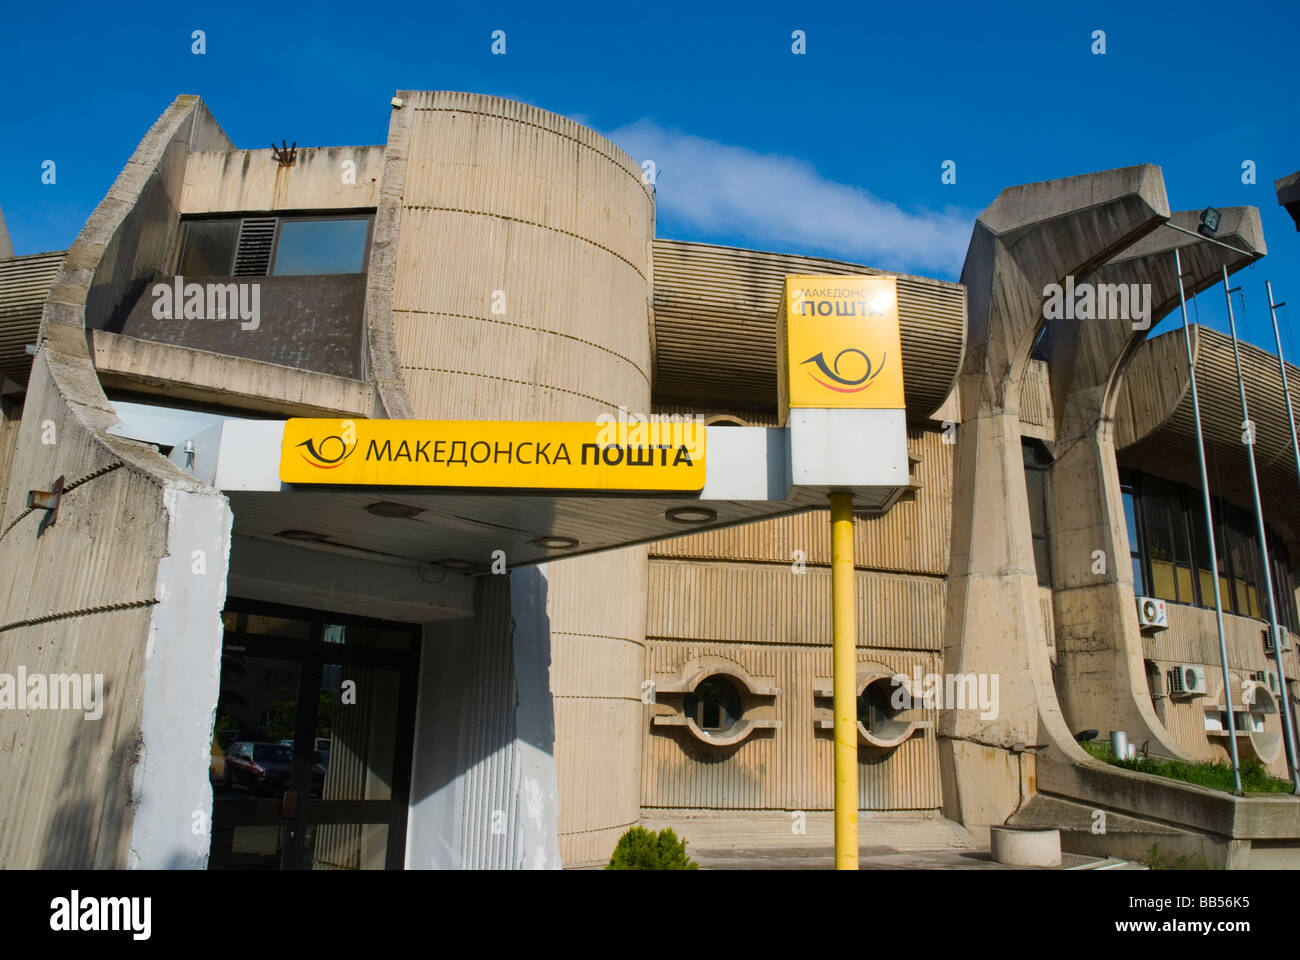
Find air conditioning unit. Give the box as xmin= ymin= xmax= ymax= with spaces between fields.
xmin=1263 ymin=625 xmax=1292 ymax=653
xmin=1251 ymin=669 xmax=1282 ymax=697
xmin=1136 ymin=596 xmax=1168 ymax=631
xmin=1169 ymin=664 xmax=1208 ymax=697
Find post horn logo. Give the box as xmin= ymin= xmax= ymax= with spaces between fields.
xmin=800 ymin=348 xmax=886 ymax=393
xmin=296 ymin=434 xmax=356 ymax=469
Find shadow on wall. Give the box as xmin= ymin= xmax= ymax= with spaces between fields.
xmin=37 ymin=679 xmax=127 ymax=868
xmin=407 ymin=571 xmax=559 ymax=869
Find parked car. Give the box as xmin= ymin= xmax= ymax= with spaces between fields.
xmin=225 ymin=741 xmax=295 ymax=796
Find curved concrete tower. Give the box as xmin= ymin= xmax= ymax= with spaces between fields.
xmin=377 ymin=92 xmax=654 ymax=865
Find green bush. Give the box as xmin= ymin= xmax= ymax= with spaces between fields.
xmin=606 ymin=827 xmax=699 ymax=870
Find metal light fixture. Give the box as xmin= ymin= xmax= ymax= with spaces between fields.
xmin=1198 ymin=206 xmax=1221 ymax=238
xmin=437 ymin=558 xmax=478 ymax=571
xmin=530 ymin=536 xmax=579 ymax=549
xmin=666 ymin=507 xmax=717 ymax=524
xmin=277 ymin=529 xmax=330 ymax=542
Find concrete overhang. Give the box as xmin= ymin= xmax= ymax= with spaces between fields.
xmin=1276 ymin=169 xmax=1300 ymax=231
xmin=1115 ymin=324 xmax=1300 ymax=536
xmin=93 ymin=330 xmax=377 ymax=418
xmin=172 ymin=418 xmax=909 ymax=572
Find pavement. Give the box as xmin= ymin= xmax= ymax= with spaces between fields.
xmin=625 ymin=809 xmax=1146 ymax=870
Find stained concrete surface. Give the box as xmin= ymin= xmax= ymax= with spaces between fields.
xmin=603 ymin=810 xmax=1145 ymax=870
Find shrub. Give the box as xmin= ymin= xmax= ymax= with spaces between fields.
xmin=606 ymin=826 xmax=699 ymax=870
xmin=1079 ymin=739 xmax=1291 ymax=794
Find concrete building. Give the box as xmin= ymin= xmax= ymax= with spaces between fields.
xmin=2 ymin=92 xmax=1300 ymax=870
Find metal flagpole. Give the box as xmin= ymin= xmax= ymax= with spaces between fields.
xmin=1175 ymin=248 xmax=1243 ymax=794
xmin=1222 ymin=270 xmax=1300 ymax=792
xmin=1266 ymin=280 xmax=1300 ymax=785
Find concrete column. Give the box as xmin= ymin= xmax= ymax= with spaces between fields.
xmin=941 ymin=166 xmax=1170 ymax=838
xmin=1047 ymin=209 xmax=1264 ymax=759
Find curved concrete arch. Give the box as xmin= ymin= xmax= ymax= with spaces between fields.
xmin=1046 ymin=208 xmax=1264 ymax=762
xmin=0 ymin=96 xmax=235 ymax=868
xmin=942 ymin=165 xmax=1170 ymax=838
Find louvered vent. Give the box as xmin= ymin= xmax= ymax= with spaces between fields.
xmin=233 ymin=218 xmax=277 ymax=276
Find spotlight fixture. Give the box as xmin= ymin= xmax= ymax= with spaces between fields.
xmin=437 ymin=558 xmax=478 ymax=571
xmin=277 ymin=529 xmax=330 ymax=542
xmin=666 ymin=507 xmax=717 ymax=524
xmin=365 ymin=501 xmax=423 ymax=519
xmin=1198 ymin=206 xmax=1221 ymax=238
xmin=530 ymin=535 xmax=579 ymax=549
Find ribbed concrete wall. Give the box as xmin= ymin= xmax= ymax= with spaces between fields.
xmin=651 ymin=239 xmax=966 ymax=416
xmin=386 ymin=91 xmax=654 ymax=866
xmin=642 ymin=642 xmax=943 ymax=810
xmin=0 ymin=252 xmax=63 ymax=386
xmin=1020 ymin=359 xmax=1054 ymax=440
xmin=1145 ymin=603 xmax=1294 ymax=779
xmin=652 ymin=426 xmax=953 ymax=576
xmin=640 ymin=410 xmax=951 ymax=813
xmin=643 ymin=557 xmax=946 ymax=810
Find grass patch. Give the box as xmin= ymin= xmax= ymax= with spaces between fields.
xmin=1079 ymin=739 xmax=1291 ymax=794
xmin=1145 ymin=843 xmax=1212 ymax=870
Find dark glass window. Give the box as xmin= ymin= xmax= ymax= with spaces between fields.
xmin=1022 ymin=440 xmax=1052 ymax=587
xmin=177 ymin=219 xmax=239 ymax=275
xmin=1142 ymin=478 xmax=1195 ymax=604
xmin=683 ymin=676 xmax=743 ymax=733
xmin=175 ymin=215 xmax=371 ymax=278
xmin=857 ymin=680 xmax=898 ymax=734
xmin=272 ymin=218 xmax=370 ymax=276
xmin=1122 ymin=482 xmax=1145 ymax=596
xmin=1127 ymin=470 xmax=1298 ymax=628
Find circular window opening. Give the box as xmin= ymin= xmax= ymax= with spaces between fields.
xmin=683 ymin=675 xmax=744 ymax=734
xmin=857 ymin=677 xmax=909 ymax=741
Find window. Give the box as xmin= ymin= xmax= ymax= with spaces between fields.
xmin=177 ymin=219 xmax=240 ymax=276
xmin=273 ymin=218 xmax=370 ymax=276
xmin=176 ymin=214 xmax=372 ymax=278
xmin=1126 ymin=470 xmax=1298 ymax=628
xmin=1122 ymin=481 xmax=1145 ymax=595
xmin=1022 ymin=440 xmax=1052 ymax=587
xmin=683 ymin=676 xmax=743 ymax=733
xmin=857 ymin=680 xmax=899 ymax=735
xmin=1141 ymin=477 xmax=1195 ymax=604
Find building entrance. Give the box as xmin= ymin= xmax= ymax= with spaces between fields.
xmin=208 ymin=599 xmax=420 ymax=869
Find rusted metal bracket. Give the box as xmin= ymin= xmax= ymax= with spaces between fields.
xmin=27 ymin=475 xmax=65 ymax=534
xmin=271 ymin=140 xmax=298 ymax=166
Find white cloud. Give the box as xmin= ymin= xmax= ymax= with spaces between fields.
xmin=605 ymin=119 xmax=973 ymax=276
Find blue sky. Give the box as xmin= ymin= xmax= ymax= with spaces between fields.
xmin=2 ymin=0 xmax=1297 ymax=350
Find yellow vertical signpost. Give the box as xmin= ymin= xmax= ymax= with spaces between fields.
xmin=776 ymin=274 xmax=906 ymax=871
xmin=829 ymin=491 xmax=858 ymax=868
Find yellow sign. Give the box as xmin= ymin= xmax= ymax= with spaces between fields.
xmin=776 ymin=275 xmax=905 ymax=422
xmin=279 ymin=419 xmax=706 ymax=491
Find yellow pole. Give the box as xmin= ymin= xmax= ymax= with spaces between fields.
xmin=829 ymin=492 xmax=858 ymax=869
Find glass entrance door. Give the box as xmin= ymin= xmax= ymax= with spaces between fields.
xmin=208 ymin=601 xmax=420 ymax=870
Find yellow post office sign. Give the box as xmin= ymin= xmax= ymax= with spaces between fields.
xmin=279 ymin=419 xmax=706 ymax=492
xmin=776 ymin=275 xmax=905 ymax=423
